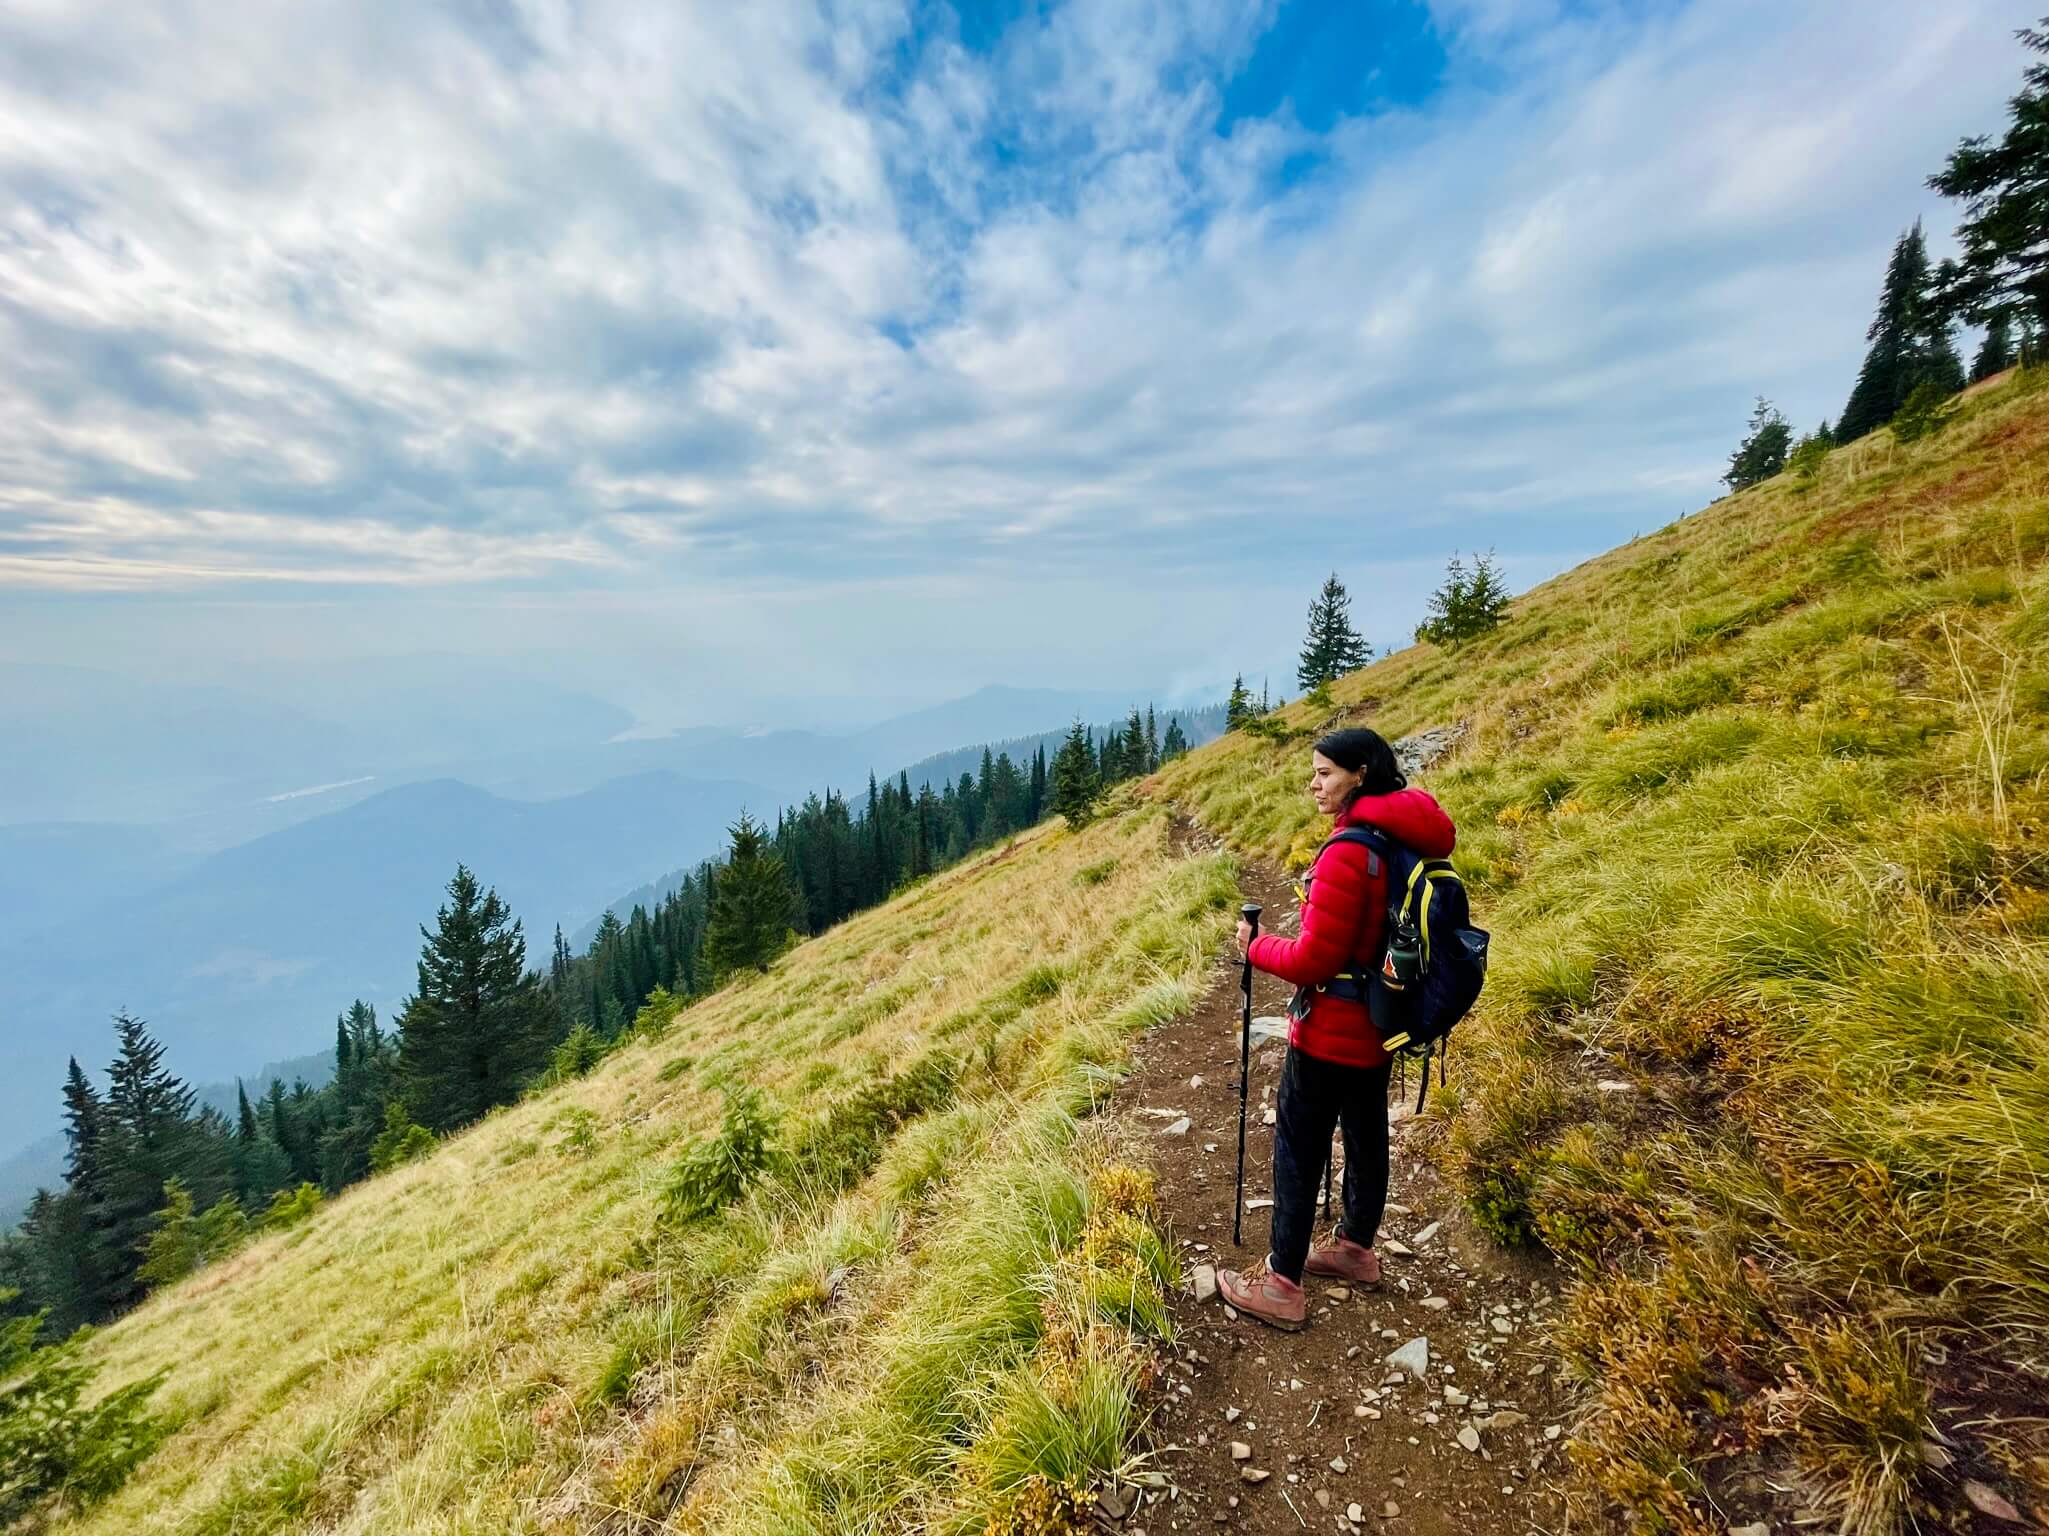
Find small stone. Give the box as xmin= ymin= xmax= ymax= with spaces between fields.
xmin=1224 ymin=1407 xmax=1240 ymax=1422
xmin=1596 ymin=1079 xmax=1633 ymax=1091
xmin=1421 ymin=1296 xmax=1450 ymax=1310
xmin=1098 ymin=1486 xmax=1131 ymax=1520
xmin=1383 ymin=1500 xmax=1401 ymax=1518
xmin=1490 ymin=1316 xmax=1514 ymax=1335
xmin=1727 ymin=1525 xmax=1769 ymax=1536
xmin=1481 ymin=1411 xmax=1528 ymax=1431
xmin=1161 ymin=1116 xmax=1192 ymax=1137
xmin=1382 ymin=1239 xmax=1414 ymax=1257
xmin=1222 ymin=1304 xmax=1239 ymax=1322
xmin=1230 ymin=1441 xmax=1251 ymax=1461
xmin=1348 ymin=1503 xmax=1365 ymax=1522
xmin=1328 ymin=1286 xmax=1350 ymax=1302
xmin=1329 ymin=1457 xmax=1348 ymax=1473
xmin=1203 ymin=1142 xmax=1218 ymax=1153
xmin=1411 ymin=1221 xmax=1441 ymax=1245
xmin=1262 ymin=1107 xmax=1277 ymax=1125
xmin=1443 ymin=1388 xmax=1469 ymax=1407
xmin=1544 ymin=1424 xmax=1562 ymax=1440
xmin=1355 ymin=1405 xmax=1381 ymax=1419
xmin=1346 ymin=1344 xmax=1362 ymax=1359
xmin=1384 ymin=1203 xmax=1411 ymax=1216
xmin=1386 ymin=1337 xmax=1430 ymax=1376
xmin=1190 ymin=1075 xmax=1204 ymax=1088
xmin=1315 ymin=1490 xmax=1331 ymax=1508
xmin=1963 ymin=1481 xmax=2023 ymax=1523
xmin=1457 ymin=1423 xmax=1483 ymax=1453
xmin=1192 ymin=1265 xmax=1218 ymax=1303
xmin=1241 ymin=1467 xmax=1270 ymax=1485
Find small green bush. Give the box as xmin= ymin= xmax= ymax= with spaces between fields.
xmin=663 ymin=1088 xmax=780 ymax=1224
xmin=0 ymin=1300 xmax=167 ymax=1526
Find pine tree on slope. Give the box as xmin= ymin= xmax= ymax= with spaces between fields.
xmin=1298 ymin=573 xmax=1371 ymax=689
xmin=396 ymin=865 xmax=552 ymax=1134
xmin=1839 ymin=222 xmax=1962 ymax=440
xmin=1927 ymin=21 xmax=2049 ymax=340
xmin=701 ymin=813 xmax=800 ymax=982
xmin=1049 ymin=720 xmax=1103 ymax=827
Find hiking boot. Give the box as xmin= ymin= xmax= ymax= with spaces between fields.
xmin=1216 ymin=1255 xmax=1307 ymax=1331
xmin=1304 ymin=1233 xmax=1381 ymax=1288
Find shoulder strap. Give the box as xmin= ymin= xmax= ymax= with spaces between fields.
xmin=1321 ymin=826 xmax=1391 ymax=878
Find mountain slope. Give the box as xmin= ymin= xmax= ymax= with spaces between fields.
xmin=1153 ymin=365 xmax=2047 ymax=1530
xmin=44 ymin=366 xmax=2044 ymax=1536
xmin=54 ymin=804 xmax=1232 ymax=1535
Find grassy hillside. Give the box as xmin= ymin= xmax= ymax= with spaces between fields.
xmin=44 ymin=367 xmax=2043 ymax=1536
xmin=54 ymin=805 xmax=1236 ymax=1535
xmin=1153 ymin=366 xmax=2047 ymax=1532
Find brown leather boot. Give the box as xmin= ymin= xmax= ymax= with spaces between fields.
xmin=1216 ymin=1255 xmax=1307 ymax=1331
xmin=1304 ymin=1233 xmax=1381 ymax=1287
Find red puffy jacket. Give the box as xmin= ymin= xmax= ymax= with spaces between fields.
xmin=1247 ymin=788 xmax=1457 ymax=1068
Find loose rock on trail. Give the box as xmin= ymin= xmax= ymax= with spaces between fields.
xmin=1111 ymin=823 xmax=1574 ymax=1536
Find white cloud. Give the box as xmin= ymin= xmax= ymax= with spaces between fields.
xmin=0 ymin=0 xmax=2031 ymax=630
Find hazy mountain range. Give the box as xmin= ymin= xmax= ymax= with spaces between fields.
xmin=0 ymin=669 xmax=1221 ymax=1183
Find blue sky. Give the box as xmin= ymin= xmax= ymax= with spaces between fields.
xmin=0 ymin=0 xmax=2032 ymax=725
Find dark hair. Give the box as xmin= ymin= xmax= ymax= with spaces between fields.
xmin=1313 ymin=727 xmax=1406 ymax=802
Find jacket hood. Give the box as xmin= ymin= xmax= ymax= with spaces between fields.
xmin=1340 ymin=787 xmax=1455 ymax=858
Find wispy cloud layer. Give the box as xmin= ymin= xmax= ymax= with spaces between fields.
xmin=0 ymin=0 xmax=2028 ymax=601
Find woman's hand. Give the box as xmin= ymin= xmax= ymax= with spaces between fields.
xmin=1235 ymin=917 xmax=1254 ymax=956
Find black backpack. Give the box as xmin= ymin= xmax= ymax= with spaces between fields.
xmin=1291 ymin=826 xmax=1489 ymax=1111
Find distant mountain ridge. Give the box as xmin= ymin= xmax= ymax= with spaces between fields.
xmin=571 ymin=700 xmax=1229 ymax=947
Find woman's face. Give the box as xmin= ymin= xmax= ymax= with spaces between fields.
xmin=1308 ymin=750 xmax=1365 ymax=816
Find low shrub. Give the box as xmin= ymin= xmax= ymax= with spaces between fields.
xmin=662 ymin=1087 xmax=781 ymax=1224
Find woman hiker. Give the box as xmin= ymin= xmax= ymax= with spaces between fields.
xmin=1215 ymin=727 xmax=1456 ymax=1330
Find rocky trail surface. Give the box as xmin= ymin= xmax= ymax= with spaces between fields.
xmin=1107 ymin=823 xmax=1579 ymax=1536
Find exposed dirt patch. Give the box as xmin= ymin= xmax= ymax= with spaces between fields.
xmin=1113 ymin=820 xmax=1579 ymax=1536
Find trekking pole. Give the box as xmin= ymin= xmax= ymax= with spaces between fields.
xmin=1233 ymin=902 xmax=1261 ymax=1246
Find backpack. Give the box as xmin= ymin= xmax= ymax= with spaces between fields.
xmin=1294 ymin=826 xmax=1490 ymax=1112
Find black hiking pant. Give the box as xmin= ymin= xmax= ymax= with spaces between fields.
xmin=1269 ymin=1045 xmax=1392 ymax=1283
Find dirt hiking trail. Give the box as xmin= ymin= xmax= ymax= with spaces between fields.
xmin=1108 ymin=820 xmax=1578 ymax=1536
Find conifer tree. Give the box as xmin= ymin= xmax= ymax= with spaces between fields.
xmin=1297 ymin=573 xmax=1371 ymax=689
xmin=1144 ymin=706 xmax=1160 ymax=773
xmin=1927 ymin=21 xmax=2049 ymax=340
xmin=1971 ymin=313 xmax=2015 ymax=379
xmin=1839 ymin=222 xmax=1962 ymax=440
xmin=1049 ymin=720 xmax=1103 ymax=827
xmin=1161 ymin=718 xmax=1190 ymax=761
xmin=701 ymin=812 xmax=799 ymax=981
xmin=1225 ymin=675 xmax=1255 ymax=730
xmin=1417 ymin=551 xmax=1512 ymax=646
xmin=1724 ymin=397 xmax=1792 ymax=489
xmin=1030 ymin=744 xmax=1047 ymax=822
xmin=396 ymin=865 xmax=551 ymax=1134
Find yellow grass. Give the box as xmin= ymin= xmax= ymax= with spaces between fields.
xmin=57 ymin=800 xmax=1236 ymax=1535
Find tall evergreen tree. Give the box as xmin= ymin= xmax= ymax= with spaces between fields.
xmin=1297 ymin=573 xmax=1371 ymax=689
xmin=1838 ymin=222 xmax=1963 ymax=440
xmin=1049 ymin=720 xmax=1103 ymax=827
xmin=1225 ymin=675 xmax=1255 ymax=730
xmin=1972 ymin=313 xmax=2015 ymax=380
xmin=1724 ymin=397 xmax=1792 ymax=489
xmin=1144 ymin=705 xmax=1161 ymax=774
xmin=701 ymin=813 xmax=800 ymax=981
xmin=1161 ymin=718 xmax=1190 ymax=761
xmin=1927 ymin=21 xmax=2049 ymax=338
xmin=396 ymin=865 xmax=551 ymax=1134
